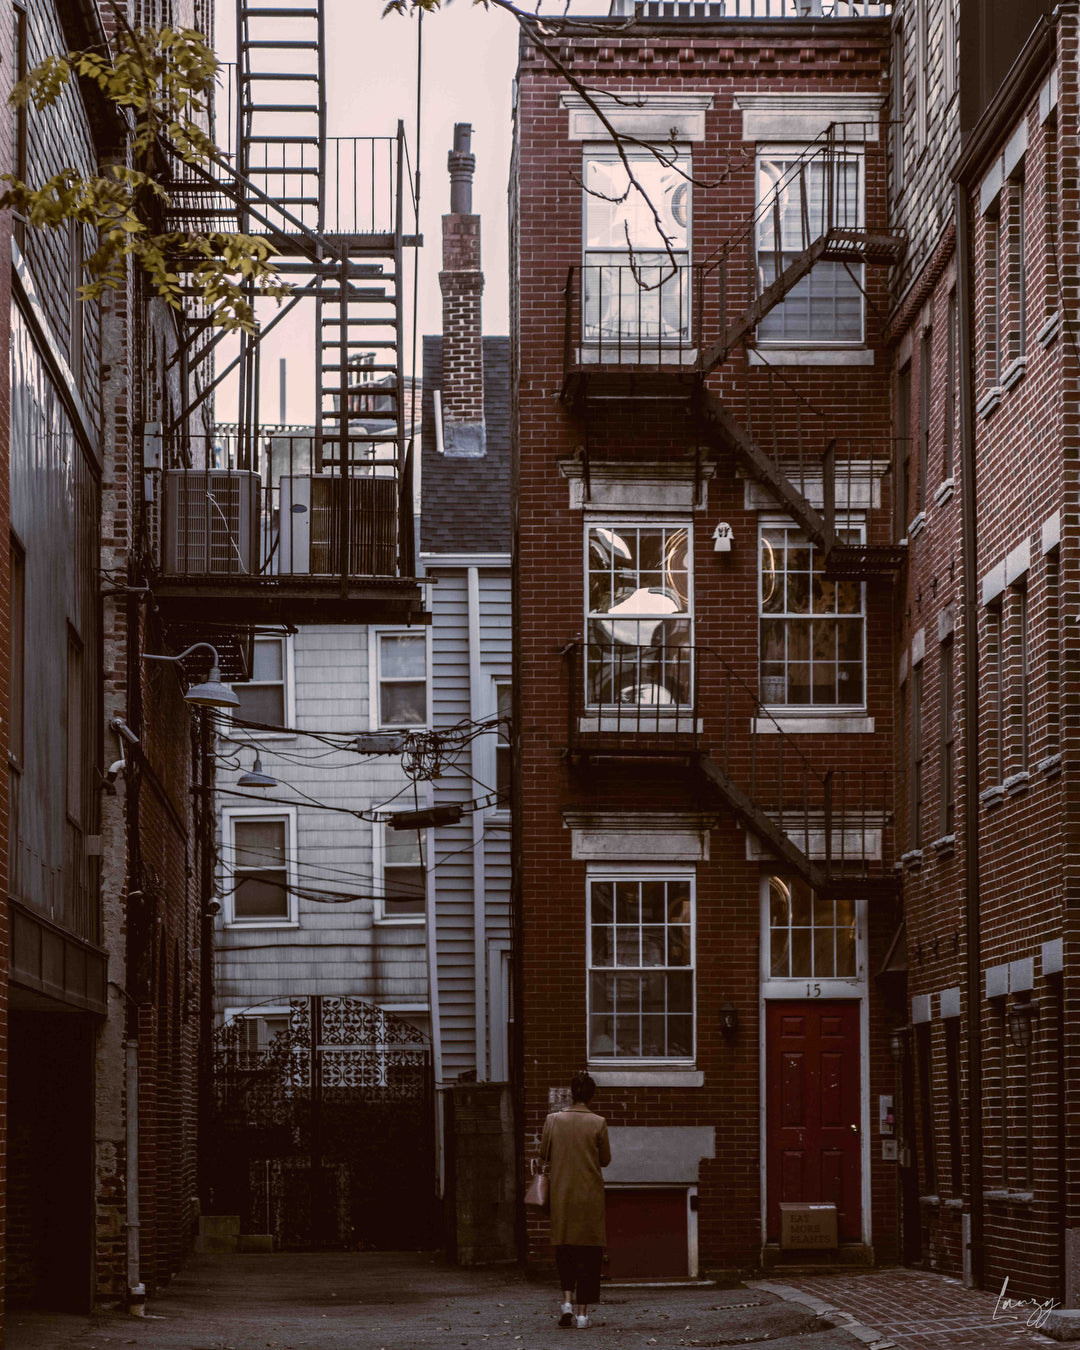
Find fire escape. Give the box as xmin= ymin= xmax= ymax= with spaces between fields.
xmin=151 ymin=0 xmax=424 ymax=677
xmin=560 ymin=128 xmax=904 ymax=899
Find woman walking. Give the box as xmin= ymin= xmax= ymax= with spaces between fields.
xmin=539 ymin=1072 xmax=611 ymax=1329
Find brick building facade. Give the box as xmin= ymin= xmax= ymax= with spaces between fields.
xmin=3 ymin=0 xmax=216 ymax=1324
xmin=511 ymin=0 xmax=1080 ymax=1300
xmin=511 ymin=5 xmax=904 ymax=1278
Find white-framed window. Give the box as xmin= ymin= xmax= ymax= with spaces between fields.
xmin=231 ymin=633 xmax=294 ymax=733
xmin=222 ymin=807 xmax=297 ymax=926
xmin=374 ymin=820 xmax=426 ymax=923
xmin=493 ymin=680 xmax=512 ymax=811
xmin=587 ymin=871 xmax=695 ymax=1063
xmin=756 ymin=145 xmax=865 ymax=345
xmin=766 ymin=875 xmax=858 ymax=980
xmin=585 ymin=521 xmax=693 ymax=707
xmin=582 ymin=146 xmax=692 ymax=349
xmin=371 ymin=629 xmax=429 ymax=729
xmin=759 ymin=518 xmax=866 ymax=709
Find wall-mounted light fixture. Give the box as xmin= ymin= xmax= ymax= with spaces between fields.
xmin=143 ymin=642 xmax=239 ymax=709
xmin=237 ymin=753 xmax=277 ymax=789
xmin=889 ymin=1025 xmax=911 ymax=1064
xmin=1007 ymin=998 xmax=1038 ymax=1050
xmin=719 ymin=1001 xmax=738 ymax=1036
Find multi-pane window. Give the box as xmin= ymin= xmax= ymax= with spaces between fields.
xmin=10 ymin=538 xmax=24 ymax=768
xmin=233 ymin=635 xmax=289 ymax=729
xmin=756 ymin=148 xmax=864 ymax=344
xmin=1016 ymin=585 xmax=1030 ymax=769
xmin=767 ymin=875 xmax=857 ymax=979
xmin=918 ymin=327 xmax=932 ymax=512
xmin=891 ymin=20 xmax=906 ymax=200
xmin=759 ymin=522 xmax=864 ymax=707
xmin=916 ymin=1023 xmax=937 ymax=1194
xmin=66 ymin=628 xmax=83 ymax=825
xmin=588 ymin=875 xmax=694 ymax=1061
xmin=377 ymin=632 xmax=427 ymax=727
xmin=940 ymin=638 xmax=955 ymax=836
xmin=381 ymin=827 xmax=426 ymax=919
xmin=586 ymin=523 xmax=692 ymax=706
xmin=583 ymin=150 xmax=691 ymax=351
xmin=944 ymin=290 xmax=957 ymax=479
xmin=945 ymin=1019 xmax=963 ymax=1195
xmin=897 ymin=362 xmax=912 ymax=535
xmin=986 ymin=211 xmax=1002 ymax=385
xmin=231 ymin=816 xmax=291 ymax=921
xmin=230 ymin=1010 xmax=290 ymax=1069
xmin=494 ymin=683 xmax=511 ymax=805
xmin=1010 ymin=177 xmax=1027 ymax=360
xmin=990 ymin=604 xmax=1004 ymax=783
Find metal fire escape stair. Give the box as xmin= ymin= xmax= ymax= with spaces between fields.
xmin=698 ymin=227 xmax=905 ymax=374
xmin=154 ymin=0 xmax=424 ymax=630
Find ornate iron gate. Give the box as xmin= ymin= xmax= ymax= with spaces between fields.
xmin=211 ymin=997 xmax=438 ymax=1249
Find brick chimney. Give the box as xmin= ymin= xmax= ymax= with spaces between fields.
xmin=439 ymin=123 xmax=485 ymax=457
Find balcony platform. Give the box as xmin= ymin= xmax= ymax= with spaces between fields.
xmin=561 ymin=365 xmax=701 ymax=407
xmin=152 ymin=574 xmax=428 ymax=628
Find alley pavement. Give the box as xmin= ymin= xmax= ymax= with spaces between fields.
xmin=5 ymin=1254 xmax=1062 ymax=1350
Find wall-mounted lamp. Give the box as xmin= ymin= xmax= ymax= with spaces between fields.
xmin=143 ymin=642 xmax=239 ymax=709
xmin=889 ymin=1025 xmax=910 ymax=1064
xmin=1007 ymin=998 xmax=1038 ymax=1050
xmin=712 ymin=522 xmax=733 ymax=554
xmin=719 ymin=1001 xmax=739 ymax=1037
xmin=238 ymin=754 xmax=277 ymax=789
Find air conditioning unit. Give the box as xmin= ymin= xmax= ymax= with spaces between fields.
xmin=161 ymin=470 xmax=261 ymax=575
xmin=279 ymin=475 xmax=398 ymax=577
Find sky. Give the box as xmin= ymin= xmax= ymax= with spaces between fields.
xmin=217 ymin=0 xmax=523 ymax=425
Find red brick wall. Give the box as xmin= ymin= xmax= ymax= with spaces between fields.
xmin=894 ymin=12 xmax=1077 ymax=1300
xmin=513 ymin=21 xmax=900 ymax=1273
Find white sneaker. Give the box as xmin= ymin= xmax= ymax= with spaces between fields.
xmin=558 ymin=1303 xmax=574 ymax=1328
xmin=575 ymin=1315 xmax=590 ymax=1329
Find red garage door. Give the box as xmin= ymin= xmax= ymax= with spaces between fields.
xmin=605 ymin=1188 xmax=688 ymax=1279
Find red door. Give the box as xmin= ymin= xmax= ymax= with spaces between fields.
xmin=766 ymin=1001 xmax=862 ymax=1242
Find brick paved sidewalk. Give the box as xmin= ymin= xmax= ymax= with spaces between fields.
xmin=750 ymin=1268 xmax=1060 ymax=1350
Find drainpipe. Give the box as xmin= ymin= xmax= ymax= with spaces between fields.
xmin=126 ymin=1038 xmax=145 ymax=1313
xmin=955 ymin=178 xmax=984 ymax=1290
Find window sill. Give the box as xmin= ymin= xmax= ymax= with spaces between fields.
xmin=984 ymin=1189 xmax=1035 ymax=1205
xmin=919 ymin=1194 xmax=941 ymax=1207
xmin=1001 ymin=355 xmax=1027 ymax=392
xmin=1004 ymin=770 xmax=1030 ymax=797
xmin=587 ymin=1067 xmax=703 ymax=1088
xmin=748 ymin=346 xmax=873 ymax=367
xmin=1039 ymin=753 xmax=1063 ymax=779
xmin=901 ymin=849 xmax=924 ymax=871
xmin=942 ymin=1198 xmax=964 ymax=1210
xmin=980 ymin=785 xmax=1006 ymax=808
xmin=1038 ymin=312 xmax=1060 ymax=347
xmin=374 ymin=916 xmax=426 ymax=927
xmin=223 ymin=921 xmax=300 ymax=930
xmin=934 ymin=478 xmax=955 ymax=507
xmin=907 ymin=511 xmax=927 ymax=540
xmin=753 ymin=714 xmax=874 ymax=735
xmin=931 ymin=834 xmax=956 ymax=858
xmin=977 ymin=386 xmax=1003 ymax=419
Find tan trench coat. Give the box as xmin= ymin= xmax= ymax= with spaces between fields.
xmin=539 ymin=1102 xmax=612 ymax=1247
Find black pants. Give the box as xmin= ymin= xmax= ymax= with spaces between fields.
xmin=555 ymin=1245 xmax=603 ymax=1306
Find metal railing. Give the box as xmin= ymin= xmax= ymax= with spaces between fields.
xmin=563 ymin=262 xmax=706 ymax=368
xmin=607 ymin=0 xmax=892 ymax=17
xmin=155 ymin=430 xmax=410 ymax=583
xmin=566 ymin=639 xmax=894 ymax=883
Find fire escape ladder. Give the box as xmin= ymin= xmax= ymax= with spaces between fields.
xmin=236 ymin=0 xmax=326 ymax=235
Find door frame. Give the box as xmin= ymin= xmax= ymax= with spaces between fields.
xmin=758 ymin=881 xmax=870 ymax=1246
